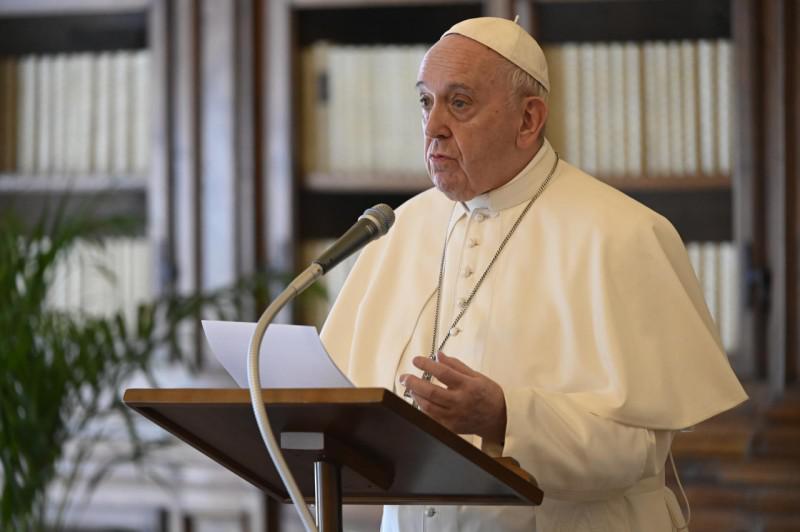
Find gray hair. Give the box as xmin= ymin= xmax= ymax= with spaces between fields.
xmin=505 ymin=64 xmax=548 ymax=140
xmin=507 ymin=65 xmax=549 ymax=104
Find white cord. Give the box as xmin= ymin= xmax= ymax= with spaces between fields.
xmin=247 ymin=264 xmax=323 ymax=532
xmin=668 ymin=451 xmax=691 ymax=530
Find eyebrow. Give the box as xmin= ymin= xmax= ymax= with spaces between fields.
xmin=415 ymin=81 xmax=475 ymax=93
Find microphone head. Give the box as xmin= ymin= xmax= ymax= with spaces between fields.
xmin=361 ymin=204 xmax=395 ymax=236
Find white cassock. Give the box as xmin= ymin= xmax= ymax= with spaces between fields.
xmin=320 ymin=139 xmax=747 ymax=531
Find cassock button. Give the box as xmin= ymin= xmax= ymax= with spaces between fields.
xmin=475 ymin=212 xmax=486 ymax=222
xmin=457 ymin=297 xmax=467 ymax=308
xmin=449 ymin=327 xmax=461 ymax=337
xmin=425 ymin=507 xmax=437 ymax=518
xmin=463 ymin=266 xmax=473 ymax=278
xmin=468 ymin=238 xmax=479 ymax=248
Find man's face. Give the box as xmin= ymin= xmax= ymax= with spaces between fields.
xmin=417 ymin=35 xmax=523 ymax=202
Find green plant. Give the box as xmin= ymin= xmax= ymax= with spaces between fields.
xmin=0 ymin=200 xmax=268 ymax=531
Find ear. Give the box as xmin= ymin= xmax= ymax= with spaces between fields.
xmin=516 ymin=96 xmax=548 ymax=150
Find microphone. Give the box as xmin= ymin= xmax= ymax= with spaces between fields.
xmin=313 ymin=203 xmax=395 ymax=274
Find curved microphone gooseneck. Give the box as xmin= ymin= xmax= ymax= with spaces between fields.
xmin=246 ymin=204 xmax=395 ymax=532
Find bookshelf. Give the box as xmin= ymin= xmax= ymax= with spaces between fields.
xmin=280 ymin=0 xmax=737 ymax=236
xmin=0 ymin=0 xmax=171 ymax=299
xmin=264 ymin=1 xmax=496 ymax=260
xmin=510 ymin=0 xmax=744 ymax=367
xmin=267 ymin=0 xmax=744 ymax=357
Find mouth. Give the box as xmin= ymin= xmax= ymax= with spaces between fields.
xmin=428 ymin=153 xmax=454 ymax=162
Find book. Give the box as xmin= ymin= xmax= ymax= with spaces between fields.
xmin=327 ymin=46 xmax=348 ymax=174
xmin=51 ymin=55 xmax=67 ymax=174
xmin=686 ymin=241 xmax=703 ymax=283
xmin=652 ymin=42 xmax=670 ymax=176
xmin=17 ymin=55 xmax=37 ymax=174
xmin=93 ymin=52 xmax=112 ymax=173
xmin=608 ymin=43 xmax=626 ymax=176
xmin=701 ymin=241 xmax=720 ymax=326
xmin=64 ymin=55 xmax=81 ymax=174
xmin=561 ymin=43 xmax=582 ymax=167
xmin=666 ymin=41 xmax=684 ymax=176
xmin=401 ymin=45 xmax=427 ymax=175
xmin=716 ymin=39 xmax=731 ymax=176
xmin=371 ymin=46 xmax=396 ymax=174
xmin=578 ymin=44 xmax=597 ymax=175
xmin=542 ymin=45 xmax=567 ymax=159
xmin=300 ymin=42 xmax=330 ymax=175
xmin=623 ymin=42 xmax=642 ymax=176
xmin=680 ymin=41 xmax=699 ymax=175
xmin=697 ymin=40 xmax=716 ymax=176
xmin=131 ymin=50 xmax=150 ymax=175
xmin=75 ymin=53 xmax=94 ymax=175
xmin=0 ymin=57 xmax=9 ymax=171
xmin=111 ymin=51 xmax=131 ymax=175
xmin=36 ymin=56 xmax=53 ymax=174
xmin=642 ymin=43 xmax=659 ymax=177
xmin=719 ymin=241 xmax=739 ymax=353
xmin=352 ymin=46 xmax=373 ymax=173
xmin=594 ymin=43 xmax=612 ymax=176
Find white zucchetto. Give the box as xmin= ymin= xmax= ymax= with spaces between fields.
xmin=442 ymin=17 xmax=550 ymax=92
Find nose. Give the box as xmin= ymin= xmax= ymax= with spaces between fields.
xmin=423 ymin=100 xmax=451 ymax=139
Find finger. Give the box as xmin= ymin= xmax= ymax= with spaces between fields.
xmin=412 ymin=356 xmax=469 ymax=387
xmin=437 ymin=352 xmax=479 ymax=377
xmin=412 ymin=394 xmax=452 ymax=427
xmin=402 ymin=374 xmax=455 ymax=407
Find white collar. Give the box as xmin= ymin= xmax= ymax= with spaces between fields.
xmin=448 ymin=139 xmax=558 ymax=233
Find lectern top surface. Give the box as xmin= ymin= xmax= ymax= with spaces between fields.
xmin=123 ymin=387 xmax=542 ymax=506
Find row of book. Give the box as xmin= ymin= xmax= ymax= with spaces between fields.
xmin=46 ymin=237 xmax=152 ymax=324
xmin=299 ymin=239 xmax=740 ymax=355
xmin=300 ymin=43 xmax=428 ymax=180
xmin=299 ymin=39 xmax=732 ymax=183
xmin=546 ymin=40 xmax=732 ymax=179
xmin=687 ymin=241 xmax=739 ymax=354
xmin=0 ymin=51 xmax=151 ymax=176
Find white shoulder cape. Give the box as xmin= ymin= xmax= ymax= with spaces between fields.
xmin=321 ymin=161 xmax=747 ymax=430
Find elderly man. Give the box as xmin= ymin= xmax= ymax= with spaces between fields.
xmin=321 ymin=17 xmax=746 ymax=532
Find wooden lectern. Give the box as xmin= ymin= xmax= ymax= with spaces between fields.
xmin=124 ymin=387 xmax=542 ymax=531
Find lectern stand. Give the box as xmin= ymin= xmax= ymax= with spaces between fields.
xmin=124 ymin=388 xmax=542 ymax=531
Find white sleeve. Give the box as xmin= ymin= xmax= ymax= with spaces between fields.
xmin=490 ymin=387 xmax=673 ymax=499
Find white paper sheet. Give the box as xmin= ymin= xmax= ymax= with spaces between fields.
xmin=201 ymin=320 xmax=353 ymax=388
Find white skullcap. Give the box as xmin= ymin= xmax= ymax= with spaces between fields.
xmin=442 ymin=17 xmax=550 ymax=92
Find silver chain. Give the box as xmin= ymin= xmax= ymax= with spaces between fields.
xmin=407 ymin=153 xmax=560 ymax=405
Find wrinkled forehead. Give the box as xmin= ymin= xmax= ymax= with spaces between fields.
xmin=417 ymin=35 xmax=510 ymax=90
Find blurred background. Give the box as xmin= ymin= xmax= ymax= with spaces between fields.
xmin=0 ymin=0 xmax=798 ymax=530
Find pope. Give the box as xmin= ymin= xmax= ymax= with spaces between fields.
xmin=321 ymin=16 xmax=746 ymax=532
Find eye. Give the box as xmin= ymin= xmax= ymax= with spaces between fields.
xmin=452 ymin=98 xmax=469 ymax=110
xmin=419 ymin=94 xmax=432 ymax=109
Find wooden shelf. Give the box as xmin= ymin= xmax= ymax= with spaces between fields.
xmin=529 ymin=0 xmax=730 ymax=43
xmin=304 ymin=171 xmax=432 ymax=193
xmin=0 ymin=0 xmax=150 ymax=16
xmin=602 ymin=175 xmax=731 ymax=192
xmin=292 ymin=0 xmax=471 ymax=7
xmin=0 ymin=175 xmax=148 ymax=193
xmin=0 ymin=9 xmax=148 ymax=54
xmin=295 ymin=2 xmax=482 ymax=46
xmin=304 ymin=172 xmax=731 ymax=194
xmin=299 ymin=173 xmax=732 ymax=242
xmin=0 ymin=175 xmax=149 ymax=232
